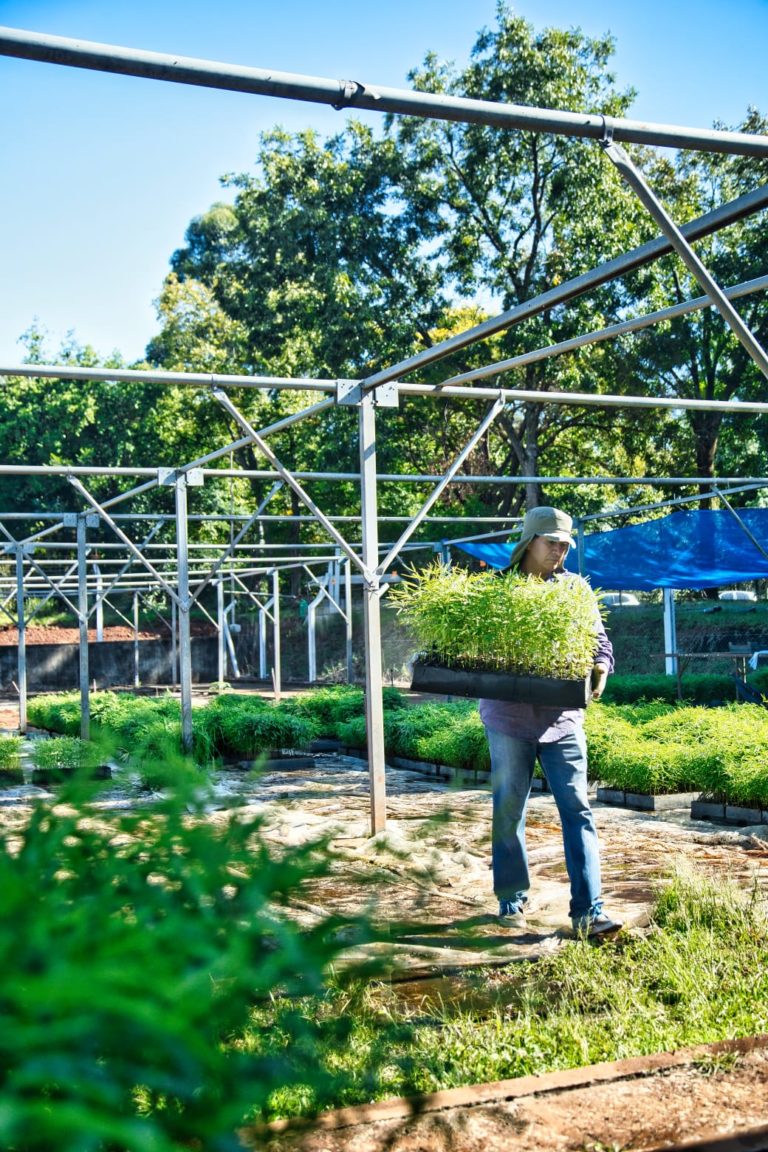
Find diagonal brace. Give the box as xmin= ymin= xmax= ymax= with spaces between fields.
xmin=713 ymin=487 xmax=768 ymax=562
xmin=188 ymin=481 xmax=283 ymax=608
xmin=212 ymin=389 xmax=372 ymax=581
xmin=602 ymin=141 xmax=768 ymax=382
xmin=67 ymin=475 xmax=181 ymax=605
xmin=377 ymin=395 xmax=506 ymax=575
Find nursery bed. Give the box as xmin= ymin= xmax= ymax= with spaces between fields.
xmin=596 ymin=787 xmax=700 ymax=812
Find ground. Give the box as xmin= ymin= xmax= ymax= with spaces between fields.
xmin=228 ymin=752 xmax=768 ymax=1150
xmin=254 ymin=1041 xmax=768 ymax=1151
xmin=0 ymin=624 xmax=214 ymax=645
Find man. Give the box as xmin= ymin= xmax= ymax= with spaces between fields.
xmin=479 ymin=506 xmax=621 ymax=938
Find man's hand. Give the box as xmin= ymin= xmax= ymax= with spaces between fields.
xmin=591 ymin=663 xmax=609 ymax=701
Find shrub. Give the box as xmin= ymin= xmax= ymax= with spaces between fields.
xmin=603 ymin=673 xmax=739 ymax=705
xmin=391 ymin=561 xmax=602 ymax=679
xmin=0 ymin=768 xmax=360 ymax=1149
xmin=415 ymin=709 xmax=491 ymax=771
xmin=32 ymin=736 xmax=105 ymax=773
xmin=0 ymin=735 xmax=21 ymax=771
xmin=28 ymin=693 xmax=82 ymax=736
xmin=587 ymin=700 xmax=768 ymax=803
xmin=280 ymin=685 xmax=364 ymax=736
xmin=209 ymin=706 xmax=315 ymax=760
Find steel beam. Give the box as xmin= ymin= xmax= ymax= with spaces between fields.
xmin=133 ymin=591 xmax=140 ymax=689
xmin=174 ymin=477 xmax=193 ymax=753
xmin=15 ymin=547 xmax=27 ymax=734
xmin=271 ymin=570 xmax=281 ymax=700
xmin=377 ymin=396 xmax=505 ymax=574
xmin=77 ymin=515 xmax=90 ymax=741
xmin=212 ymin=389 xmax=372 ymax=577
xmin=67 ymin=476 xmax=180 ymax=603
xmin=435 ymin=273 xmax=768 ymax=388
xmin=2 ymin=26 xmax=768 ymax=155
xmin=217 ymin=578 xmax=226 ymax=690
xmin=359 ymin=184 xmax=768 ymax=394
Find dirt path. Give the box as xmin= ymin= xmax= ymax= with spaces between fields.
xmin=252 ymin=1037 xmax=768 ymax=1151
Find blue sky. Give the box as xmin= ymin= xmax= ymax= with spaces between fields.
xmin=1 ymin=0 xmax=767 ymax=365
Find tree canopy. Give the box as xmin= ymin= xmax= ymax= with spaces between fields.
xmin=3 ymin=2 xmax=767 ymax=548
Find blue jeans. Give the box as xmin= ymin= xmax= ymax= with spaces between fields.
xmin=486 ymin=726 xmax=602 ymax=919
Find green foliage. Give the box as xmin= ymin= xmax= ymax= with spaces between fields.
xmin=0 ymin=767 xmax=361 ymax=1150
xmin=198 ymin=697 xmax=315 ymax=760
xmin=0 ymin=735 xmax=22 ymax=771
xmin=280 ymin=685 xmax=365 ymax=734
xmin=603 ymin=673 xmax=739 ymax=704
xmin=338 ymin=700 xmax=489 ymax=771
xmin=281 ymin=685 xmax=406 ymax=740
xmin=32 ymin=737 xmax=104 ymax=773
xmin=587 ymin=701 xmax=768 ymax=804
xmin=392 ymin=562 xmax=602 ymax=679
xmin=28 ymin=693 xmax=82 ymax=736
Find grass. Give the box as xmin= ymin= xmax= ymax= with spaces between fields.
xmin=242 ymin=866 xmax=768 ymax=1122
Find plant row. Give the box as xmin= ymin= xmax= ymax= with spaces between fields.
xmin=585 ymin=700 xmax=768 ymax=807
xmin=20 ymin=682 xmax=768 ymax=808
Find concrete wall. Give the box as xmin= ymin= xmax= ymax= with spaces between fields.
xmin=0 ymin=638 xmax=220 ymax=692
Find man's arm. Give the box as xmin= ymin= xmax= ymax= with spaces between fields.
xmin=591 ymin=610 xmax=614 ymax=701
xmin=591 ymin=662 xmax=610 ymax=700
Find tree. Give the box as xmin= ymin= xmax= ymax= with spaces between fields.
xmin=390 ymin=3 xmax=647 ymax=514
xmin=609 ymin=109 xmax=768 ymax=504
xmin=147 ymin=123 xmax=450 ymax=558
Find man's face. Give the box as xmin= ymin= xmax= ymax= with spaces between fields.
xmin=521 ymin=535 xmax=569 ymax=578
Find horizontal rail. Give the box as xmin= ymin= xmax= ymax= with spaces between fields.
xmin=2 ymin=27 xmax=768 ymax=156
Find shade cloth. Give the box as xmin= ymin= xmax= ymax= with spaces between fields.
xmin=455 ymin=508 xmax=768 ymax=591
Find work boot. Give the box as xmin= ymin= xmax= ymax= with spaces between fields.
xmin=571 ymin=909 xmax=623 ymax=938
xmin=498 ymin=897 xmax=527 ymax=929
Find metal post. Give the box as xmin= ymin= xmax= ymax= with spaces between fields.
xmin=663 ymin=588 xmax=678 ymax=678
xmin=307 ymin=596 xmax=317 ymax=684
xmin=259 ymin=599 xmax=269 ymax=679
xmin=271 ymin=569 xmax=281 ymax=701
xmin=217 ymin=578 xmax=225 ymax=690
xmin=15 ymin=546 xmax=27 ymax=734
xmin=175 ymin=477 xmax=193 ymax=753
xmin=359 ymin=393 xmax=387 ymax=834
xmin=133 ymin=591 xmax=140 ymax=689
xmin=170 ymin=594 xmax=178 ymax=688
xmin=307 ymin=564 xmax=331 ymax=683
xmin=76 ymin=515 xmax=90 ymax=740
xmin=345 ymin=558 xmax=353 ymax=684
xmin=94 ymin=562 xmax=104 ymax=641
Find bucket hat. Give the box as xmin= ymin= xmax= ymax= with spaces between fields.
xmin=508 ymin=506 xmax=576 ymax=569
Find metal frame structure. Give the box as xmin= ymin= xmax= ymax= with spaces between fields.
xmin=2 ymin=27 xmax=767 ymax=832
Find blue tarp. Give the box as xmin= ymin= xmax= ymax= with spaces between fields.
xmin=456 ymin=509 xmax=768 ymax=591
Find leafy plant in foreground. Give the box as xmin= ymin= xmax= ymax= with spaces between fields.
xmin=0 ymin=763 xmax=363 ymax=1151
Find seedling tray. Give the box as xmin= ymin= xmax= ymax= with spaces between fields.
xmin=410 ymin=661 xmax=592 ymax=707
